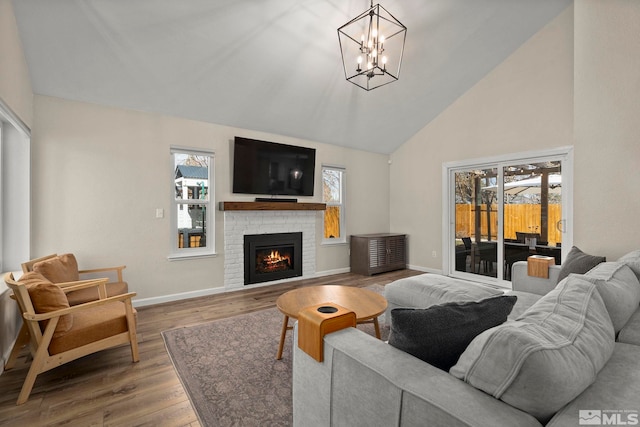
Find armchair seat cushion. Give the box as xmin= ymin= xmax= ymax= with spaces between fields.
xmin=66 ymin=281 xmax=129 ymax=306
xmin=33 ymin=253 xmax=80 ymax=283
xmin=48 ymin=301 xmax=131 ymax=355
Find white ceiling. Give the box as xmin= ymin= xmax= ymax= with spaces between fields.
xmin=12 ymin=0 xmax=571 ymax=154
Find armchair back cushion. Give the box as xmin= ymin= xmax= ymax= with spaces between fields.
xmin=450 ymin=275 xmax=615 ymax=424
xmin=33 ymin=253 xmax=79 ymax=283
xmin=19 ymin=272 xmax=73 ymax=337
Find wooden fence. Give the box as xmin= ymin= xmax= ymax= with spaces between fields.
xmin=324 ymin=206 xmax=341 ymax=239
xmin=456 ymin=204 xmax=562 ymax=245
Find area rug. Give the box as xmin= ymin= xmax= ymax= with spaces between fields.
xmin=162 ymin=285 xmax=388 ymax=427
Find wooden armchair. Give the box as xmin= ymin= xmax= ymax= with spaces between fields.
xmin=4 ymin=272 xmax=139 ymax=405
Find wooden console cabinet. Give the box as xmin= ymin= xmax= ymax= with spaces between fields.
xmin=350 ymin=233 xmax=407 ymax=276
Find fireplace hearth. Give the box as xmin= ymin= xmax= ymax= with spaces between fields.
xmin=244 ymin=232 xmax=302 ymax=285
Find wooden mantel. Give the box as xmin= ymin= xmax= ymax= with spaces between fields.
xmin=219 ymin=201 xmax=326 ymax=211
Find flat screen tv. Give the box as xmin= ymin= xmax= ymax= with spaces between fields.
xmin=232 ymin=137 xmax=316 ymax=197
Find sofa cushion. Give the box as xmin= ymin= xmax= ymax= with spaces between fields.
xmin=583 ymin=262 xmax=640 ymax=333
xmin=617 ymin=249 xmax=640 ymax=283
xmin=388 ymin=295 xmax=516 ymax=371
xmin=450 ymin=275 xmax=615 ymax=424
xmin=384 ymin=273 xmax=503 ymax=309
xmin=33 ymin=253 xmax=80 ymax=283
xmin=556 ymin=246 xmax=605 ymax=283
xmin=21 ymin=272 xmax=73 ymax=337
xmin=618 ymin=308 xmax=640 ymax=346
xmin=547 ymin=343 xmax=640 ymax=427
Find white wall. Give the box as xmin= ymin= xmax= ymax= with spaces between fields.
xmin=0 ymin=0 xmax=33 ymax=128
xmin=31 ymin=96 xmax=390 ymax=301
xmin=573 ymin=0 xmax=640 ymax=259
xmin=390 ymin=5 xmax=574 ymax=270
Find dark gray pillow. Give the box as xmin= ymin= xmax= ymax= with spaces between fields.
xmin=557 ymin=246 xmax=606 ymax=283
xmin=388 ymin=295 xmax=517 ymax=371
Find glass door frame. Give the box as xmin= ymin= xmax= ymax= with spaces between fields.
xmin=442 ymin=146 xmax=573 ymax=288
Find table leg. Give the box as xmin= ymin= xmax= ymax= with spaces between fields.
xmin=276 ymin=315 xmax=290 ymax=360
xmin=373 ymin=317 xmax=381 ymax=339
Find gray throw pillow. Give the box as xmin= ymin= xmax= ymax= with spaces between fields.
xmin=556 ymin=246 xmax=605 ymax=283
xmin=388 ymin=295 xmax=517 ymax=371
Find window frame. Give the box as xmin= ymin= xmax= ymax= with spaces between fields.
xmin=322 ymin=165 xmax=346 ymax=245
xmin=169 ymin=146 xmax=215 ymax=260
xmin=0 ymin=98 xmax=31 ymax=272
xmin=442 ymin=146 xmax=573 ymax=287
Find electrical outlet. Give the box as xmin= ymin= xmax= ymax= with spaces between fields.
xmin=432 ymin=250 xmax=437 ymax=258
xmin=155 ymin=208 xmax=164 ymax=219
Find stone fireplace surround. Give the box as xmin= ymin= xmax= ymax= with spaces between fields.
xmin=223 ymin=210 xmax=317 ymax=290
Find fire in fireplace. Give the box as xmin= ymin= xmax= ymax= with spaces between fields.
xmin=256 ymin=248 xmax=292 ymax=273
xmin=244 ymin=232 xmax=302 ymax=285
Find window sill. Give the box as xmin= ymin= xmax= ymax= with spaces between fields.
xmin=168 ymin=252 xmax=218 ymax=261
xmin=321 ymin=239 xmax=347 ymax=246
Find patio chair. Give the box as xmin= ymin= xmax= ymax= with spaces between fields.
xmin=3 ymin=272 xmax=139 ymax=405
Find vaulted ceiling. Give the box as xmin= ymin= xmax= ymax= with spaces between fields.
xmin=12 ymin=0 xmax=571 ymax=154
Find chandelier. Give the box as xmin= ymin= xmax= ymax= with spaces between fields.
xmin=338 ymin=1 xmax=407 ymax=91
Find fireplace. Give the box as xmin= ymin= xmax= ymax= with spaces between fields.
xmin=244 ymin=232 xmax=302 ymax=285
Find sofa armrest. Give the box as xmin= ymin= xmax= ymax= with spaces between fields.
xmin=511 ymin=261 xmax=561 ymax=295
xmin=293 ymin=324 xmax=541 ymax=427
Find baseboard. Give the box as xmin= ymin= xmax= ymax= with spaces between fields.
xmin=313 ymin=267 xmax=351 ymax=277
xmin=133 ymin=268 xmax=352 ymax=308
xmin=407 ymin=264 xmax=442 ymax=275
xmin=133 ymin=287 xmax=227 ymax=307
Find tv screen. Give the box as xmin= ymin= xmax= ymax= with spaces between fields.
xmin=232 ymin=137 xmax=316 ymax=196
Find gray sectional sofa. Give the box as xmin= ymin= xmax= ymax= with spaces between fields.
xmin=292 ymin=250 xmax=640 ymax=426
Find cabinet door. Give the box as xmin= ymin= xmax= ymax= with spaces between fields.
xmin=368 ymin=238 xmax=386 ymax=268
xmin=386 ymin=236 xmax=406 ymax=267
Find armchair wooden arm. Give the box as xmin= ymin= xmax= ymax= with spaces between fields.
xmin=79 ymin=265 xmax=126 ymax=283
xmin=56 ymin=278 xmax=109 ymax=300
xmin=23 ymin=292 xmax=137 ymax=322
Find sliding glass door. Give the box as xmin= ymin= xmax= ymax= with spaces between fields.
xmin=446 ymin=148 xmax=572 ymax=286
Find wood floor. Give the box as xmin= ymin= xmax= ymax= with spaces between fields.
xmin=0 ymin=269 xmax=421 ymax=426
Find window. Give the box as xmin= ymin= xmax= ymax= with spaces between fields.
xmin=170 ymin=147 xmax=215 ymax=258
xmin=322 ymin=166 xmax=346 ymax=243
xmin=0 ymin=99 xmax=31 ymax=272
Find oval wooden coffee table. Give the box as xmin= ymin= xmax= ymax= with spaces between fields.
xmin=275 ymin=285 xmax=387 ymax=359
